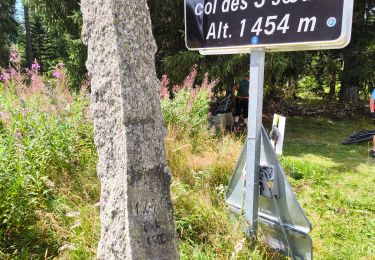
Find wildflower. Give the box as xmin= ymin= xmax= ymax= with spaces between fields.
xmin=0 ymin=112 xmax=10 ymax=126
xmin=190 ymin=88 xmax=198 ymax=99
xmin=173 ymin=84 xmax=182 ymax=93
xmin=29 ymin=62 xmax=45 ymax=93
xmin=160 ymin=74 xmax=170 ymax=99
xmin=161 ymin=74 xmax=170 ymax=87
xmin=160 ymin=86 xmax=169 ymax=99
xmin=9 ymin=48 xmax=21 ymax=64
xmin=1 ymin=73 xmax=10 ymax=82
xmin=202 ymin=72 xmax=210 ymax=88
xmin=15 ymin=130 xmax=23 ymax=141
xmin=31 ymin=61 xmax=40 ymax=72
xmin=200 ymin=72 xmax=218 ymax=99
xmin=52 ymin=71 xmax=62 ymax=79
xmin=79 ymin=79 xmax=90 ymax=99
xmin=8 ymin=67 xmax=16 ymax=78
xmin=183 ymin=64 xmax=198 ymax=89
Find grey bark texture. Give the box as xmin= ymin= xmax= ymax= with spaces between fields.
xmin=81 ymin=0 xmax=179 ymax=259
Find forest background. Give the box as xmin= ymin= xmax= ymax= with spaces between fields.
xmin=1 ymin=0 xmax=375 ymax=107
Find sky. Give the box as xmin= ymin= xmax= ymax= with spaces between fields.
xmin=15 ymin=0 xmax=24 ymax=23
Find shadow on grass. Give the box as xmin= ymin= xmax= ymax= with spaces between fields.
xmin=281 ymin=117 xmax=374 ymax=175
xmin=0 ymin=223 xmax=60 ymax=259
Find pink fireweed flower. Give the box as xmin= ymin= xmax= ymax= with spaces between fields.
xmin=190 ymin=88 xmax=198 ymax=99
xmin=159 ymin=74 xmax=170 ymax=99
xmin=173 ymin=84 xmax=182 ymax=93
xmin=202 ymin=72 xmax=209 ymax=88
xmin=0 ymin=112 xmax=10 ymax=126
xmin=9 ymin=49 xmax=21 ymax=64
xmin=1 ymin=73 xmax=10 ymax=82
xmin=160 ymin=74 xmax=170 ymax=87
xmin=183 ymin=64 xmax=198 ymax=89
xmin=160 ymin=86 xmax=169 ymax=99
xmin=53 ymin=71 xmax=62 ymax=79
xmin=15 ymin=129 xmax=23 ymax=141
xmin=201 ymin=73 xmax=219 ymax=99
xmin=8 ymin=67 xmax=17 ymax=78
xmin=31 ymin=62 xmax=40 ymax=72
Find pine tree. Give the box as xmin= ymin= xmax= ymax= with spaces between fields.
xmin=0 ymin=0 xmax=17 ymax=67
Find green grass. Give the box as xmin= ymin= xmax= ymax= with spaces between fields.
xmin=280 ymin=117 xmax=375 ymax=259
xmin=0 ymin=80 xmax=374 ymax=259
xmin=0 ymin=83 xmax=100 ymax=259
xmin=168 ymin=117 xmax=375 ymax=259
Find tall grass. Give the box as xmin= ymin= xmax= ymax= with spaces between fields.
xmin=0 ymin=53 xmax=99 ymax=258
xmin=161 ymin=66 xmax=268 ymax=259
xmin=1 ymin=56 xmax=372 ymax=259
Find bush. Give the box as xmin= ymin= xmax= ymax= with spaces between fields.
xmin=0 ymin=49 xmax=97 ymax=257
xmin=160 ymin=65 xmax=219 ymax=149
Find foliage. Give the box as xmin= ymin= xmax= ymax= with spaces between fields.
xmin=166 ymin=130 xmax=270 ymax=259
xmin=0 ymin=0 xmax=17 ymax=67
xmin=0 ymin=52 xmax=98 ymax=258
xmin=0 ymin=1 xmax=375 ymax=259
xmin=160 ymin=65 xmax=218 ymax=140
xmin=163 ymin=51 xmax=251 ymax=92
xmin=0 ymin=54 xmax=374 ymax=258
xmin=1 ymin=0 xmax=374 ymax=105
xmin=150 ymin=0 xmax=375 ymax=106
xmin=20 ymin=0 xmax=86 ymax=89
xmin=338 ymin=0 xmax=375 ymax=104
xmin=147 ymin=0 xmax=185 ymax=76
xmin=28 ymin=14 xmax=63 ymax=71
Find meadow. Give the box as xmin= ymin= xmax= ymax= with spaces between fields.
xmin=0 ymin=66 xmax=374 ymax=259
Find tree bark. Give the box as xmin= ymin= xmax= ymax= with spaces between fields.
xmin=329 ymin=72 xmax=336 ymax=98
xmin=340 ymin=58 xmax=360 ymax=107
xmin=23 ymin=3 xmax=33 ymax=67
xmin=81 ymin=0 xmax=179 ymax=259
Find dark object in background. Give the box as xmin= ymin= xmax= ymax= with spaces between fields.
xmin=211 ymin=94 xmax=234 ymax=116
xmin=342 ymin=130 xmax=375 ymax=145
xmin=369 ymin=112 xmax=375 ymax=119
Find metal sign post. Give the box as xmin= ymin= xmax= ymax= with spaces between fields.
xmin=245 ymin=50 xmax=265 ymax=235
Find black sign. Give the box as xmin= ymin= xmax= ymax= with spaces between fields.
xmin=185 ymin=0 xmax=353 ymax=52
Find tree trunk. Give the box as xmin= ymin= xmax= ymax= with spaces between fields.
xmin=81 ymin=0 xmax=179 ymax=259
xmin=340 ymin=59 xmax=360 ymax=107
xmin=23 ymin=3 xmax=33 ymax=67
xmin=329 ymin=72 xmax=336 ymax=98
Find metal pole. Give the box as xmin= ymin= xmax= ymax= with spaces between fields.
xmin=245 ymin=50 xmax=265 ymax=236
